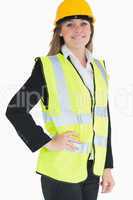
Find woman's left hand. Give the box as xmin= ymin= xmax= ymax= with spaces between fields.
xmin=100 ymin=168 xmax=115 ymax=193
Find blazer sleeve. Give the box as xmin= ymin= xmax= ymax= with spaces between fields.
xmin=5 ymin=57 xmax=52 ymax=152
xmin=104 ymin=100 xmax=114 ymax=168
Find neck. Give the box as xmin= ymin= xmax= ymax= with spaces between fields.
xmin=66 ymin=45 xmax=87 ymax=67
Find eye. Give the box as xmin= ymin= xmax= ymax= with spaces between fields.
xmin=81 ymin=22 xmax=88 ymax=26
xmin=65 ymin=23 xmax=73 ymax=27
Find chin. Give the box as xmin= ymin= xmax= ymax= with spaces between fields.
xmin=71 ymin=40 xmax=88 ymax=46
xmin=72 ymin=43 xmax=87 ymax=49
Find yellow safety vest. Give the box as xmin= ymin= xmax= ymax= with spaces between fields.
xmin=36 ymin=53 xmax=109 ymax=183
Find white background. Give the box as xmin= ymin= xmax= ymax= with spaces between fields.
xmin=1 ymin=0 xmax=133 ymax=199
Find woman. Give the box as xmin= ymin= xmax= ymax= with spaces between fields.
xmin=5 ymin=0 xmax=115 ymax=199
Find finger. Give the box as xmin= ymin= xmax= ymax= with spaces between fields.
xmin=65 ymin=131 xmax=79 ymax=136
xmin=101 ymin=182 xmax=109 ymax=193
xmin=65 ymin=143 xmax=77 ymax=151
xmin=103 ymin=184 xmax=113 ymax=193
xmin=106 ymin=183 xmax=114 ymax=192
xmin=68 ymin=138 xmax=81 ymax=144
xmin=103 ymin=186 xmax=111 ymax=193
xmin=65 ymin=132 xmax=80 ymax=141
xmin=66 ymin=142 xmax=76 ymax=148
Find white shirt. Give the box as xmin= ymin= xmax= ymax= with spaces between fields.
xmin=61 ymin=44 xmax=94 ymax=96
xmin=61 ymin=44 xmax=94 ymax=159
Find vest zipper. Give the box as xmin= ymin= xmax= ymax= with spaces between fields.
xmin=67 ymin=56 xmax=94 ymax=112
xmin=67 ymin=57 xmax=97 ymax=171
xmin=90 ymin=62 xmax=97 ymax=176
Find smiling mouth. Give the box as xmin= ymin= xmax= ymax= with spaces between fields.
xmin=71 ymin=36 xmax=86 ymax=39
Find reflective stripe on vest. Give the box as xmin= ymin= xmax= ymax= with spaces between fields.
xmin=48 ymin=56 xmax=71 ymax=112
xmin=93 ymin=59 xmax=108 ymax=85
xmin=41 ymin=112 xmax=93 ymax=126
xmin=64 ymin=134 xmax=107 ymax=153
xmin=41 ymin=106 xmax=107 ymax=125
xmin=94 ymin=135 xmax=107 ymax=147
xmin=95 ymin=106 xmax=108 ymax=117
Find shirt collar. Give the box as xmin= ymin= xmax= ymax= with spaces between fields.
xmin=61 ymin=44 xmax=93 ymax=63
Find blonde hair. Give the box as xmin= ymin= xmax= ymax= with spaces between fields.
xmin=47 ymin=20 xmax=94 ymax=56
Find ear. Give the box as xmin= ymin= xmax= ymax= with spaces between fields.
xmin=60 ymin=33 xmax=63 ymax=37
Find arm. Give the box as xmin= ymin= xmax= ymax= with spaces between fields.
xmin=101 ymin=102 xmax=115 ymax=193
xmin=102 ymin=59 xmax=114 ymax=168
xmin=104 ymin=100 xmax=114 ymax=168
xmin=5 ymin=58 xmax=52 ymax=152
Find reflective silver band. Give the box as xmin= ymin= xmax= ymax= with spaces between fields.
xmin=64 ymin=135 xmax=107 ymax=153
xmin=41 ymin=112 xmax=92 ymax=126
xmin=72 ymin=142 xmax=89 ymax=153
xmin=95 ymin=106 xmax=108 ymax=117
xmin=49 ymin=56 xmax=71 ymax=112
xmin=93 ymin=59 xmax=108 ymax=85
xmin=65 ymin=140 xmax=89 ymax=153
xmin=42 ymin=105 xmax=108 ymax=126
xmin=94 ymin=135 xmax=107 ymax=147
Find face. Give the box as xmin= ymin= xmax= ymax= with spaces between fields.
xmin=60 ymin=18 xmax=92 ymax=49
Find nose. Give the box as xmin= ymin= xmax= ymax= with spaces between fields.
xmin=74 ymin=24 xmax=82 ymax=33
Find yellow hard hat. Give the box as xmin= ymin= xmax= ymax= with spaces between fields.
xmin=54 ymin=0 xmax=96 ymax=25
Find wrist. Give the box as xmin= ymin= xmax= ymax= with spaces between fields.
xmin=104 ymin=168 xmax=112 ymax=173
xmin=103 ymin=168 xmax=112 ymax=176
xmin=44 ymin=140 xmax=52 ymax=148
xmin=104 ymin=168 xmax=112 ymax=171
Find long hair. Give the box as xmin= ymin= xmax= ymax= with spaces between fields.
xmin=47 ymin=18 xmax=94 ymax=56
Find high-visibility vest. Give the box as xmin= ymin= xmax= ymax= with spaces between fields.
xmin=36 ymin=53 xmax=109 ymax=183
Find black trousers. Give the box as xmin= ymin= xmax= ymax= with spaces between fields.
xmin=40 ymin=159 xmax=100 ymax=200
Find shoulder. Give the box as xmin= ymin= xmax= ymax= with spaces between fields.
xmin=32 ymin=56 xmax=42 ymax=73
xmin=31 ymin=56 xmax=45 ymax=82
xmin=92 ymin=56 xmax=110 ymax=80
xmin=36 ymin=54 xmax=61 ymax=67
xmin=32 ymin=54 xmax=56 ymax=73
